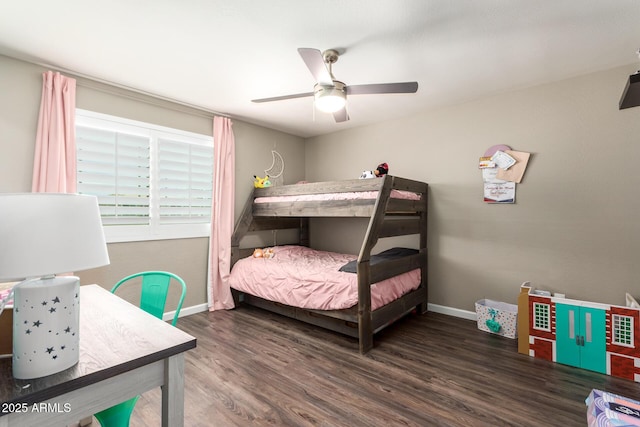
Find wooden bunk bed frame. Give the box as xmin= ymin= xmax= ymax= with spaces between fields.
xmin=230 ymin=175 xmax=428 ymax=354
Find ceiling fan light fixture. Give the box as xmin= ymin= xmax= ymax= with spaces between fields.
xmin=252 ymin=48 xmax=418 ymax=124
xmin=314 ymin=81 xmax=346 ymax=113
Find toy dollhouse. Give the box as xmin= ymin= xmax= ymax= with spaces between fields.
xmin=517 ymin=282 xmax=640 ymax=382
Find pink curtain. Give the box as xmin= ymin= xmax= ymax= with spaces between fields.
xmin=208 ymin=116 xmax=236 ymax=310
xmin=32 ymin=71 xmax=77 ymax=193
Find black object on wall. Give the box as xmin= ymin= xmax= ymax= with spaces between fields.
xmin=619 ymin=72 xmax=640 ymax=110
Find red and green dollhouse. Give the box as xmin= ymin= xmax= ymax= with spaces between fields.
xmin=517 ymin=283 xmax=640 ymax=382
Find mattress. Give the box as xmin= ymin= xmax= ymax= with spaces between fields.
xmin=229 ymin=245 xmax=421 ymax=311
xmin=254 ymin=189 xmax=420 ymax=204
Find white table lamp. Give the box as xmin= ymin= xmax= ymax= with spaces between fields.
xmin=0 ymin=193 xmax=110 ymax=379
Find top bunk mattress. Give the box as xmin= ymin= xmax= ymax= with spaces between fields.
xmin=229 ymin=245 xmax=421 ymax=311
xmin=254 ymin=189 xmax=421 ymax=204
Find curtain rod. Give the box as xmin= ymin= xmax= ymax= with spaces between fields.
xmin=7 ymin=52 xmax=231 ymax=119
xmin=75 ymin=78 xmax=225 ymax=120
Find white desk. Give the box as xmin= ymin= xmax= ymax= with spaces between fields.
xmin=0 ymin=284 xmax=197 ymax=426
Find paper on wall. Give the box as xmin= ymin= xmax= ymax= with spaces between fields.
xmin=496 ymin=150 xmax=531 ymax=183
xmin=478 ymin=157 xmax=496 ymax=169
xmin=491 ymin=150 xmax=517 ymax=170
xmin=484 ymin=181 xmax=516 ymax=203
xmin=482 ymin=167 xmax=507 ymax=184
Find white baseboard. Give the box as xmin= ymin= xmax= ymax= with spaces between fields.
xmin=167 ymin=302 xmax=477 ymax=323
xmin=427 ymin=303 xmax=477 ymax=321
xmin=164 ymin=303 xmax=208 ymax=322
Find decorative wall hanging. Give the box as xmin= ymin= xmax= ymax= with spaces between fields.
xmin=264 ymin=150 xmax=285 ymax=186
xmin=479 ymin=145 xmax=531 ymax=204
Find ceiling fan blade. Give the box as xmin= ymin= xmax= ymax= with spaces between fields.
xmin=252 ymin=92 xmax=313 ymax=103
xmin=332 ymin=107 xmax=349 ymax=123
xmin=346 ymin=82 xmax=418 ymax=95
xmin=298 ymin=48 xmax=333 ymax=86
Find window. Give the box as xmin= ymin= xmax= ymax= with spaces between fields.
xmin=533 ymin=302 xmax=551 ymax=332
xmin=76 ymin=109 xmax=213 ymax=242
xmin=612 ymin=314 xmax=634 ymax=347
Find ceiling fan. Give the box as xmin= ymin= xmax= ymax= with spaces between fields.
xmin=251 ymin=48 xmax=419 ymax=123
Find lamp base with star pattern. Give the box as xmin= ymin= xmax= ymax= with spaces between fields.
xmin=12 ymin=276 xmax=80 ymax=379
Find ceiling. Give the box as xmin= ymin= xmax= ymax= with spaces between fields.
xmin=1 ymin=1 xmax=640 ymax=138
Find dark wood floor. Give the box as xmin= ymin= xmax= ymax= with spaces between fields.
xmin=126 ymin=306 xmax=640 ymax=426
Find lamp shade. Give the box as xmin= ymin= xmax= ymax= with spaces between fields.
xmin=0 ymin=193 xmax=109 ymax=378
xmin=0 ymin=193 xmax=110 ymax=280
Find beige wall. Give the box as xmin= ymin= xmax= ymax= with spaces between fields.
xmin=0 ymin=54 xmax=305 ymax=311
xmin=0 ymin=56 xmax=42 ymax=192
xmin=306 ymin=64 xmax=640 ymax=311
xmin=3 ymin=51 xmax=639 ymax=316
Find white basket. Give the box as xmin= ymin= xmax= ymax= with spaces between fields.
xmin=475 ymin=299 xmax=518 ymax=339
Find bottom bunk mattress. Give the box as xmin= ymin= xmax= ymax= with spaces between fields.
xmin=229 ymin=245 xmax=421 ymax=311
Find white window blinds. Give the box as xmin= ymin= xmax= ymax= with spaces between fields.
xmin=158 ymin=138 xmax=213 ymax=224
xmin=77 ymin=127 xmax=151 ymax=226
xmin=75 ymin=109 xmax=213 ymax=242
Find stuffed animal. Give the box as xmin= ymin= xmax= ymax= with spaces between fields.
xmin=359 ymin=162 xmax=389 ymax=179
xmin=375 ymin=162 xmax=389 ymax=176
xmin=252 ymin=247 xmax=275 ymax=258
xmin=253 ymin=175 xmax=272 ymax=188
xmin=263 ymin=248 xmax=274 ymax=258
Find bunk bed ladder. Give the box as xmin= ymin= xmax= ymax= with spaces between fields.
xmin=357 ymin=176 xmax=394 ymax=354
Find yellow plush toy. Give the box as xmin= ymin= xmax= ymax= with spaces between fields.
xmin=253 ymin=175 xmax=272 ymax=188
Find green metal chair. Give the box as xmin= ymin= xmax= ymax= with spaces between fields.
xmin=93 ymin=271 xmax=187 ymax=427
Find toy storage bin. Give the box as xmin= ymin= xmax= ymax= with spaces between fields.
xmin=475 ymin=299 xmax=518 ymax=339
xmin=586 ymin=389 xmax=640 ymax=426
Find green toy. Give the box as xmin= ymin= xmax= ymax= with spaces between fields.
xmin=485 ymin=308 xmax=502 ymax=333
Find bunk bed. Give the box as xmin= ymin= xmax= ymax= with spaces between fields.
xmin=229 ymin=175 xmax=428 ymax=354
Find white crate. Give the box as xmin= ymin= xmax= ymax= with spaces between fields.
xmin=475 ymin=299 xmax=518 ymax=339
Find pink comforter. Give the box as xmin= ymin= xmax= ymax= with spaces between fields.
xmin=229 ymin=245 xmax=421 ymax=311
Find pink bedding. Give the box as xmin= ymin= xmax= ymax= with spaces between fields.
xmin=229 ymin=245 xmax=421 ymax=311
xmin=254 ymin=189 xmax=420 ymax=204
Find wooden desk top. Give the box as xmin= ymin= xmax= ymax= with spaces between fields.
xmin=0 ymin=284 xmax=197 ymax=407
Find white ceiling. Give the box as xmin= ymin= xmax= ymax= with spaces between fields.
xmin=1 ymin=1 xmax=640 ymax=138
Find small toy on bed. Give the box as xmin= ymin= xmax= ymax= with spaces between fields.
xmin=359 ymin=162 xmax=389 ymax=179
xmin=252 ymin=247 xmax=275 ymax=259
xmin=253 ymin=175 xmax=272 ymax=188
